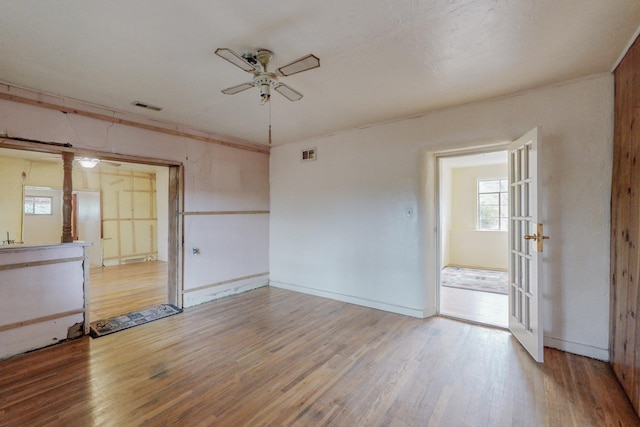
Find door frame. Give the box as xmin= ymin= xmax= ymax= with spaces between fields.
xmin=433 ymin=143 xmax=511 ymax=319
xmin=0 ymin=141 xmax=184 ymax=310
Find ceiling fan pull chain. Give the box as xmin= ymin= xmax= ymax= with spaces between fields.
xmin=269 ymin=100 xmax=272 ymax=145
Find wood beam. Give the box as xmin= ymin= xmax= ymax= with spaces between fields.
xmin=61 ymin=152 xmax=74 ymax=243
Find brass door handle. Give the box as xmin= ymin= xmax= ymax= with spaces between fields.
xmin=524 ymin=233 xmax=550 ymax=241
xmin=524 ymin=224 xmax=550 ymax=252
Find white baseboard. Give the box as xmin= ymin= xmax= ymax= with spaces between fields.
xmin=544 ymin=336 xmax=609 ymax=361
xmin=269 ymin=280 xmax=435 ymax=319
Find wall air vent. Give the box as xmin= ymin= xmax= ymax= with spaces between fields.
xmin=131 ymin=101 xmax=163 ymax=111
xmin=301 ymin=148 xmax=316 ymax=162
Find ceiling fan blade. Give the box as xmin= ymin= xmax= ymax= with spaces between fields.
xmin=215 ymin=48 xmax=257 ymax=72
xmin=277 ymin=54 xmax=320 ymax=76
xmin=221 ymin=82 xmax=255 ymax=95
xmin=273 ymin=83 xmax=303 ymax=101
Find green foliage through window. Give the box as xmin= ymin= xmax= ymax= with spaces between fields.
xmin=478 ymin=179 xmax=508 ymax=230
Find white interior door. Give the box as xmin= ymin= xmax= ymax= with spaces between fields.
xmin=75 ymin=190 xmax=102 ymax=267
xmin=508 ymin=127 xmax=545 ymax=363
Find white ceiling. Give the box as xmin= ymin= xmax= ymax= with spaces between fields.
xmin=0 ymin=1 xmax=639 ymax=147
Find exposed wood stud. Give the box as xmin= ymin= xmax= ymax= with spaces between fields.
xmin=167 ymin=165 xmax=181 ymax=307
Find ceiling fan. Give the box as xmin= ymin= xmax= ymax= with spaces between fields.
xmin=215 ymin=48 xmax=320 ymax=104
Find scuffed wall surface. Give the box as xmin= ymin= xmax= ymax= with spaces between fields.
xmin=0 ymin=244 xmax=87 ymax=360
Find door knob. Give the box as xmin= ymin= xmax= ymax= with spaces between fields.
xmin=524 ymin=224 xmax=549 ymax=252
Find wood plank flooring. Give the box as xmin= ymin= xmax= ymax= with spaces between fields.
xmin=440 ymin=267 xmax=509 ymax=328
xmin=1 ymin=287 xmax=637 ymax=426
xmin=89 ymin=261 xmax=168 ymax=322
xmin=441 ymin=286 xmax=508 ymax=328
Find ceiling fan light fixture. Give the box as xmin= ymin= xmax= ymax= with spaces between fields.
xmin=277 ymin=54 xmax=320 ymax=76
xmin=259 ymin=84 xmax=271 ymax=104
xmin=78 ymin=158 xmax=99 ymax=168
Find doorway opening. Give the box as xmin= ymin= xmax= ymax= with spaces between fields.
xmin=0 ymin=146 xmax=182 ymax=324
xmin=79 ymin=162 xmax=172 ymax=322
xmin=437 ymin=150 xmax=509 ymax=328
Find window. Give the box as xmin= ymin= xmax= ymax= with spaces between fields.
xmin=24 ymin=196 xmax=53 ymax=215
xmin=478 ymin=179 xmax=508 ymax=230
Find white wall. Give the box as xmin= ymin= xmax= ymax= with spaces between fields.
xmin=0 ymin=97 xmax=270 ymax=308
xmin=448 ymin=164 xmax=508 ymax=270
xmin=270 ymin=73 xmax=613 ymax=360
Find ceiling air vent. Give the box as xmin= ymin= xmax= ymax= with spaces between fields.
xmin=131 ymin=101 xmax=163 ymax=111
xmin=301 ymin=148 xmax=316 ymax=162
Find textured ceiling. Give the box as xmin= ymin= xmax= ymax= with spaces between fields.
xmin=0 ymin=1 xmax=639 ymax=146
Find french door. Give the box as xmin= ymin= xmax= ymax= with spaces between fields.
xmin=508 ymin=127 xmax=546 ymax=363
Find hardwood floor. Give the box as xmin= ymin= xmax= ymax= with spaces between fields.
xmin=89 ymin=261 xmax=168 ymax=322
xmin=441 ymin=286 xmax=508 ymax=328
xmin=1 ymin=287 xmax=637 ymax=426
xmin=440 ymin=267 xmax=509 ymax=328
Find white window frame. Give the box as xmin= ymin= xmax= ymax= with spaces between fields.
xmin=24 ymin=195 xmax=53 ymax=215
xmin=477 ymin=179 xmax=508 ymax=231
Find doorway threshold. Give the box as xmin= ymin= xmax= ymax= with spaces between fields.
xmin=439 ymin=312 xmax=508 ymax=331
xmin=440 ymin=285 xmax=508 ymax=328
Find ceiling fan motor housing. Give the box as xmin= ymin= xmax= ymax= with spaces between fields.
xmin=254 ymin=49 xmax=274 ymax=70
